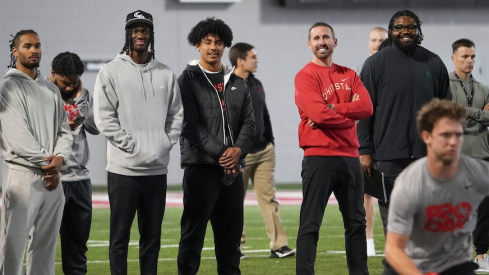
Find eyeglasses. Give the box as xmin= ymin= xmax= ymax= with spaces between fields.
xmin=392 ymin=25 xmax=418 ymax=32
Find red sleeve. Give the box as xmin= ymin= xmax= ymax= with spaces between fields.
xmin=334 ymin=70 xmax=373 ymax=120
xmin=294 ymin=68 xmax=355 ymax=129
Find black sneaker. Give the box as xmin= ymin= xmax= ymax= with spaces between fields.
xmin=269 ymin=246 xmax=296 ymax=258
xmin=240 ymin=252 xmax=246 ymax=260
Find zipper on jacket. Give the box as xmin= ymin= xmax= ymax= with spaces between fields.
xmin=199 ymin=67 xmax=234 ymax=146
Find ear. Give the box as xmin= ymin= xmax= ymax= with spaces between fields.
xmin=421 ymin=130 xmax=431 ymax=145
xmin=237 ymin=57 xmax=244 ymax=66
xmin=11 ymin=47 xmax=19 ymax=58
xmin=333 ymin=38 xmax=338 ymax=48
xmin=307 ymin=40 xmax=312 ymax=50
xmin=451 ymin=54 xmax=456 ymax=63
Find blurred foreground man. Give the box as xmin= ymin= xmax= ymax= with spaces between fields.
xmin=384 ymin=99 xmax=487 ymax=275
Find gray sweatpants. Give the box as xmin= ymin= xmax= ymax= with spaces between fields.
xmin=0 ymin=166 xmax=64 ymax=275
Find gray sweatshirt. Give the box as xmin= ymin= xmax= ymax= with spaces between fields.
xmin=94 ymin=54 xmax=183 ymax=176
xmin=0 ymin=69 xmax=72 ymax=174
xmin=449 ymin=72 xmax=489 ymax=159
xmin=61 ymin=87 xmax=99 ymax=181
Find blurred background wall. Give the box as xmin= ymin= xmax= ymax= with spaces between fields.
xmin=1 ymin=0 xmax=488 ymax=185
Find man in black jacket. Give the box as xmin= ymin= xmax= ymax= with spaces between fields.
xmin=229 ymin=42 xmax=295 ymax=260
xmin=177 ymin=18 xmax=255 ymax=275
xmin=357 ymin=10 xmax=451 ymax=236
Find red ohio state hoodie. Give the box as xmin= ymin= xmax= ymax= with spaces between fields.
xmin=295 ymin=62 xmax=373 ymax=157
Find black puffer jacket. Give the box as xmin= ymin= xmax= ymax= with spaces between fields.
xmin=179 ymin=61 xmax=255 ymax=167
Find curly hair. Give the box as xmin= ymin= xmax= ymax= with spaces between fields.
xmin=417 ymin=99 xmax=466 ymax=136
xmin=51 ymin=51 xmax=84 ymax=76
xmin=8 ymin=29 xmax=38 ymax=68
xmin=187 ymin=17 xmax=233 ymax=47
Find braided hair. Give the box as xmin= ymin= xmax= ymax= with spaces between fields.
xmin=120 ymin=26 xmax=155 ymax=59
xmin=8 ymin=29 xmax=38 ymax=68
xmin=51 ymin=52 xmax=84 ymax=76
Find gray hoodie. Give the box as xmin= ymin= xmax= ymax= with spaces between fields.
xmin=449 ymin=72 xmax=489 ymax=159
xmin=94 ymin=54 xmax=183 ymax=176
xmin=61 ymin=87 xmax=99 ymax=181
xmin=0 ymin=69 xmax=72 ymax=174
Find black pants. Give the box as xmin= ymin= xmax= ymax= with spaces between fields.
xmin=382 ymin=259 xmax=477 ymax=275
xmin=108 ymin=172 xmax=167 ymax=275
xmin=473 ymin=196 xmax=489 ymax=255
xmin=60 ymin=179 xmax=92 ymax=275
xmin=177 ymin=164 xmax=244 ymax=275
xmin=473 ymin=158 xmax=489 ymax=255
xmin=296 ymin=156 xmax=368 ymax=275
xmin=376 ymin=159 xmax=417 ymax=237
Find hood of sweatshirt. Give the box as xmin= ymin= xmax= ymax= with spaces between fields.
xmin=115 ymin=53 xmax=159 ymax=100
xmin=5 ymin=68 xmax=40 ymax=82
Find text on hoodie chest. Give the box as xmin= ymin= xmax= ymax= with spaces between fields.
xmin=321 ymin=77 xmax=352 ymax=101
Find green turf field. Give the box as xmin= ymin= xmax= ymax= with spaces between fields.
xmin=54 ymin=205 xmax=386 ymax=274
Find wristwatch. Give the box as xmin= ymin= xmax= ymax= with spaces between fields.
xmin=57 ymin=154 xmax=67 ymax=165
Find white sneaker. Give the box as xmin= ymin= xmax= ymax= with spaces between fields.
xmin=367 ymin=239 xmax=376 ymax=256
xmin=475 ymin=254 xmax=489 ymax=270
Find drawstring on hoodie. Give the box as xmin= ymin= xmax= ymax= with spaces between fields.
xmin=138 ymin=63 xmax=155 ymax=101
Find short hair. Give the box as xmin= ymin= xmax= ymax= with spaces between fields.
xmin=187 ymin=17 xmax=233 ymax=47
xmin=229 ymin=42 xmax=254 ymax=67
xmin=452 ymin=38 xmax=475 ymax=53
xmin=388 ymin=10 xmax=424 ymax=45
xmin=51 ymin=52 xmax=85 ymax=76
xmin=369 ymin=26 xmax=388 ymax=35
xmin=308 ymin=22 xmax=335 ymax=40
xmin=416 ymin=98 xmax=466 ymax=136
xmin=8 ymin=29 xmax=38 ymax=68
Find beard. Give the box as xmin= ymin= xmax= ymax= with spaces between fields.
xmin=60 ymin=90 xmax=76 ymax=101
xmin=392 ymin=34 xmax=419 ymax=54
xmin=20 ymin=60 xmax=40 ymax=70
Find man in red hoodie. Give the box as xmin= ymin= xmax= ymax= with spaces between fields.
xmin=294 ymin=22 xmax=373 ymax=275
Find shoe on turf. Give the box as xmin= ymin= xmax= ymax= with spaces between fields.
xmin=269 ymin=246 xmax=296 ymax=258
xmin=240 ymin=252 xmax=246 ymax=260
xmin=367 ymin=238 xmax=376 ymax=256
xmin=475 ymin=254 xmax=489 ymax=270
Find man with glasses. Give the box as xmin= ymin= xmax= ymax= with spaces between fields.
xmin=357 ymin=10 xmax=451 ymax=237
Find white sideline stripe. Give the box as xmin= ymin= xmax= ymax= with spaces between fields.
xmin=52 ymin=250 xmax=356 ymax=265
xmin=1 ymin=190 xmax=345 ymax=209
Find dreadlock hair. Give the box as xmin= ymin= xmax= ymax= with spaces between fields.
xmin=229 ymin=42 xmax=254 ymax=67
xmin=387 ymin=10 xmax=424 ymax=45
xmin=51 ymin=52 xmax=85 ymax=77
xmin=8 ymin=29 xmax=38 ymax=68
xmin=120 ymin=25 xmax=155 ymax=59
xmin=187 ymin=17 xmax=233 ymax=48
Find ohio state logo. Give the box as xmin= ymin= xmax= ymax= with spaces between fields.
xmin=424 ymin=202 xmax=471 ymax=232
